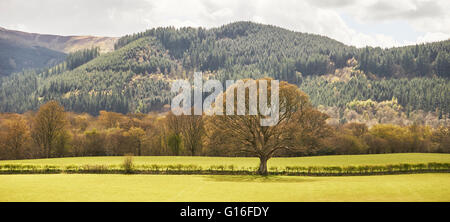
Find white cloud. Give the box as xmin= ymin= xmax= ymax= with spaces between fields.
xmin=0 ymin=0 xmax=448 ymax=47
xmin=339 ymin=0 xmax=450 ymax=46
xmin=417 ymin=32 xmax=449 ymax=43
xmin=4 ymin=23 xmax=29 ymax=32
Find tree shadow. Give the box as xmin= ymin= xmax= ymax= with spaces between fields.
xmin=204 ymin=175 xmax=316 ymax=183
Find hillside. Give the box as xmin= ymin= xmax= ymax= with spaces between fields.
xmin=0 ymin=27 xmax=117 ymax=54
xmin=0 ymin=22 xmax=448 ymax=120
xmin=0 ymin=27 xmax=118 ymax=76
xmin=0 ymin=37 xmax=65 ymax=76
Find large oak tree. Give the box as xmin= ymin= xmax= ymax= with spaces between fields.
xmin=207 ymin=79 xmax=331 ymax=175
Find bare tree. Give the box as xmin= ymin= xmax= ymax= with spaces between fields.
xmin=166 ymin=110 xmax=205 ymax=156
xmin=180 ymin=114 xmax=204 ymax=156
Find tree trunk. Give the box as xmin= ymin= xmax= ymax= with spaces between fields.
xmin=258 ymin=156 xmax=269 ymax=175
xmin=191 ymin=145 xmax=195 ymax=156
xmin=46 ymin=144 xmax=51 ymax=158
xmin=137 ymin=141 xmax=141 ymax=156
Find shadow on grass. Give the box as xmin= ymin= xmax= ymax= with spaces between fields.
xmin=204 ymin=175 xmax=317 ymax=183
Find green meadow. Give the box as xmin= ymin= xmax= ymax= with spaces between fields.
xmin=0 ymin=174 xmax=449 ymax=201
xmin=1 ymin=153 xmax=449 ymax=201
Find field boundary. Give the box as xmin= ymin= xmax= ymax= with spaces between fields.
xmin=1 ymin=162 xmax=449 ymax=176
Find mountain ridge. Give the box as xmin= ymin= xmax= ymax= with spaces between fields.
xmin=0 ymin=26 xmax=118 ymax=53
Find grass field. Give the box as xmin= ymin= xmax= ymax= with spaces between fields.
xmin=0 ymin=173 xmax=449 ymax=201
xmin=1 ymin=154 xmax=449 ymax=201
xmin=1 ymin=153 xmax=449 ymax=168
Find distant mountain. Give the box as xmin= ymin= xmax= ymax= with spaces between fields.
xmin=0 ymin=27 xmax=117 ymax=76
xmin=0 ymin=27 xmax=117 ymax=53
xmin=0 ymin=37 xmax=65 ymax=76
xmin=0 ymin=22 xmax=448 ymax=115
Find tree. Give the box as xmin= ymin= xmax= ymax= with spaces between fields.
xmin=0 ymin=115 xmax=30 ymax=159
xmin=401 ymin=50 xmax=415 ymax=75
xmin=416 ymin=49 xmax=430 ymax=76
xmin=326 ymin=134 xmax=368 ymax=155
xmin=369 ymin=124 xmax=410 ymax=153
xmin=343 ymin=122 xmax=368 ymax=137
xmin=179 ymin=110 xmax=204 ymax=156
xmin=435 ymin=51 xmax=450 ymax=78
xmin=167 ymin=133 xmax=182 ymax=156
xmin=98 ymin=111 xmax=124 ymax=128
xmin=208 ymin=79 xmax=331 ymax=175
xmin=31 ymin=101 xmax=67 ymax=158
xmin=84 ymin=129 xmax=106 ymax=156
xmin=166 ymin=112 xmax=183 ymax=155
xmin=166 ymin=112 xmax=182 ymax=135
xmin=431 ymin=126 xmax=450 ymax=153
xmin=54 ymin=130 xmax=71 ymax=157
xmin=128 ymin=127 xmax=146 ymax=156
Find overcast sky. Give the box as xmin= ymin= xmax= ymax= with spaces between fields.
xmin=1 ymin=0 xmax=449 ymax=48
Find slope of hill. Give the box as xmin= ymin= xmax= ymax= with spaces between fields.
xmin=0 ymin=27 xmax=118 ymax=54
xmin=0 ymin=22 xmax=448 ymax=117
xmin=0 ymin=37 xmax=66 ymax=76
xmin=0 ymin=27 xmax=118 ymax=76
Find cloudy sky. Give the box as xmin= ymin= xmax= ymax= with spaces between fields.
xmin=1 ymin=0 xmax=449 ymax=48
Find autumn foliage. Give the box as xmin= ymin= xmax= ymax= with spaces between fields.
xmin=0 ymin=97 xmax=448 ymax=161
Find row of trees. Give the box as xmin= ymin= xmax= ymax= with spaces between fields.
xmin=320 ymin=98 xmax=449 ymax=128
xmin=1 ymin=105 xmax=446 ymax=158
xmin=1 ymin=80 xmax=449 ymax=174
xmin=320 ymin=123 xmax=449 ymax=155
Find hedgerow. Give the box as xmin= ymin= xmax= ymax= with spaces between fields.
xmin=0 ymin=162 xmax=449 ymax=176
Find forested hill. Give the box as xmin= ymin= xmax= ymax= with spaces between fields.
xmin=0 ymin=21 xmax=449 ymax=118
